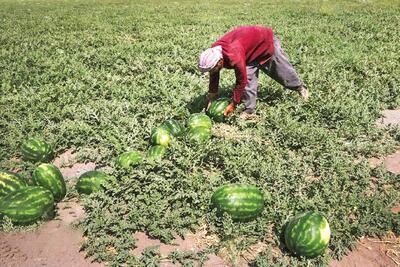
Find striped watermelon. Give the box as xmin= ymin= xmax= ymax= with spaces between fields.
xmin=284 ymin=211 xmax=331 ymax=258
xmin=21 ymin=138 xmax=54 ymax=163
xmin=32 ymin=164 xmax=66 ymax=202
xmin=187 ymin=113 xmax=212 ymax=130
xmin=75 ymin=170 xmax=111 ymax=195
xmin=0 ymin=170 xmax=28 ymax=198
xmin=150 ymin=126 xmax=172 ymax=146
xmin=211 ymin=184 xmax=264 ymax=221
xmin=161 ymin=119 xmax=185 ymax=137
xmin=187 ymin=127 xmax=212 ymax=144
xmin=207 ymin=98 xmax=230 ymax=122
xmin=116 ymin=151 xmax=143 ymax=169
xmin=0 ymin=186 xmax=54 ymax=224
xmin=147 ymin=145 xmax=167 ymax=161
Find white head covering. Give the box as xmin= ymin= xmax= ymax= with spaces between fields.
xmin=198 ymin=45 xmax=223 ymax=73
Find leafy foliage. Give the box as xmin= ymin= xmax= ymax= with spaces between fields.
xmin=1 ymin=0 xmax=399 ymax=266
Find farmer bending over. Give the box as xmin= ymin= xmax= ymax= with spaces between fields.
xmin=198 ymin=25 xmax=309 ymax=119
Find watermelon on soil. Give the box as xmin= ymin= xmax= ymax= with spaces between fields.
xmin=150 ymin=126 xmax=172 ymax=146
xmin=146 ymin=145 xmax=167 ymax=161
xmin=32 ymin=164 xmax=66 ymax=202
xmin=75 ymin=170 xmax=111 ymax=195
xmin=207 ymin=97 xmax=230 ymax=122
xmin=161 ymin=119 xmax=185 ymax=137
xmin=116 ymin=151 xmax=143 ymax=169
xmin=21 ymin=138 xmax=54 ymax=163
xmin=0 ymin=170 xmax=28 ymax=198
xmin=211 ymin=184 xmax=264 ymax=221
xmin=0 ymin=186 xmax=54 ymax=224
xmin=284 ymin=211 xmax=331 ymax=258
xmin=187 ymin=113 xmax=212 ymax=130
xmin=187 ymin=127 xmax=212 ymax=144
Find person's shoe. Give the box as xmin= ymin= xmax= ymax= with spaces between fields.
xmin=298 ymin=86 xmax=309 ymax=102
xmin=239 ymin=111 xmax=258 ymax=121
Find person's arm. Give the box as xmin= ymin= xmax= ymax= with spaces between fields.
xmin=206 ymin=71 xmax=220 ymax=110
xmin=223 ymin=42 xmax=247 ymax=116
xmin=226 ymin=41 xmax=247 ymax=104
xmin=232 ymin=59 xmax=247 ymax=104
xmin=223 ymin=61 xmax=247 ymax=116
xmin=208 ymin=71 xmax=220 ymax=94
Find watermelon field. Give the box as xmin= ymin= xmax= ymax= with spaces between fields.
xmin=1 ymin=0 xmax=400 ymax=266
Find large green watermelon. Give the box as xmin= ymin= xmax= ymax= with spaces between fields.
xmin=116 ymin=151 xmax=143 ymax=169
xmin=32 ymin=164 xmax=66 ymax=202
xmin=20 ymin=138 xmax=54 ymax=162
xmin=0 ymin=186 xmax=54 ymax=224
xmin=211 ymin=184 xmax=264 ymax=221
xmin=0 ymin=170 xmax=28 ymax=198
xmin=75 ymin=170 xmax=111 ymax=195
xmin=187 ymin=127 xmax=212 ymax=144
xmin=284 ymin=211 xmax=331 ymax=258
xmin=146 ymin=145 xmax=167 ymax=161
xmin=161 ymin=119 xmax=185 ymax=137
xmin=207 ymin=98 xmax=230 ymax=122
xmin=187 ymin=113 xmax=212 ymax=130
xmin=150 ymin=126 xmax=172 ymax=146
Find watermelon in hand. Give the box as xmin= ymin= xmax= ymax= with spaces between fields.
xmin=116 ymin=151 xmax=143 ymax=169
xmin=21 ymin=138 xmax=54 ymax=163
xmin=75 ymin=170 xmax=111 ymax=195
xmin=211 ymin=184 xmax=264 ymax=221
xmin=187 ymin=113 xmax=212 ymax=130
xmin=207 ymin=98 xmax=230 ymax=122
xmin=150 ymin=127 xmax=172 ymax=146
xmin=32 ymin=164 xmax=66 ymax=202
xmin=284 ymin=211 xmax=331 ymax=258
xmin=161 ymin=119 xmax=185 ymax=137
xmin=187 ymin=127 xmax=212 ymax=144
xmin=0 ymin=186 xmax=54 ymax=224
xmin=0 ymin=170 xmax=28 ymax=198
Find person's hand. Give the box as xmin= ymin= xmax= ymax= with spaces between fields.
xmin=224 ymin=102 xmax=236 ymax=116
xmin=206 ymin=92 xmax=218 ymax=111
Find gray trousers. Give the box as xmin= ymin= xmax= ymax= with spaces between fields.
xmin=241 ymin=36 xmax=304 ymax=114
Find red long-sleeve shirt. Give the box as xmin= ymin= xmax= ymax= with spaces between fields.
xmin=209 ymin=26 xmax=275 ymax=104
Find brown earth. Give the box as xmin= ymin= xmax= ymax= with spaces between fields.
xmin=53 ymin=149 xmax=96 ymax=180
xmin=330 ymin=235 xmax=400 ymax=267
xmin=1 ymin=110 xmax=400 ymax=267
xmin=0 ymin=200 xmax=103 ymax=267
xmin=376 ymin=109 xmax=400 ymax=128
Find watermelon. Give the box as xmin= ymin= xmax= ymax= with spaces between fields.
xmin=32 ymin=164 xmax=66 ymax=202
xmin=21 ymin=138 xmax=54 ymax=162
xmin=0 ymin=170 xmax=28 ymax=198
xmin=150 ymin=126 xmax=172 ymax=146
xmin=207 ymin=98 xmax=230 ymax=122
xmin=116 ymin=151 xmax=143 ymax=169
xmin=0 ymin=186 xmax=54 ymax=224
xmin=187 ymin=113 xmax=212 ymax=130
xmin=147 ymin=145 xmax=167 ymax=161
xmin=211 ymin=184 xmax=264 ymax=221
xmin=187 ymin=127 xmax=212 ymax=144
xmin=284 ymin=211 xmax=331 ymax=258
xmin=161 ymin=119 xmax=185 ymax=137
xmin=75 ymin=170 xmax=111 ymax=195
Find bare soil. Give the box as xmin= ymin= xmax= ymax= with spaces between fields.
xmin=330 ymin=235 xmax=399 ymax=267
xmin=0 ymin=200 xmax=103 ymax=267
xmin=53 ymin=149 xmax=96 ymax=180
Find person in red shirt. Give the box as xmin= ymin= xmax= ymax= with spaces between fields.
xmin=198 ymin=26 xmax=309 ymax=119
